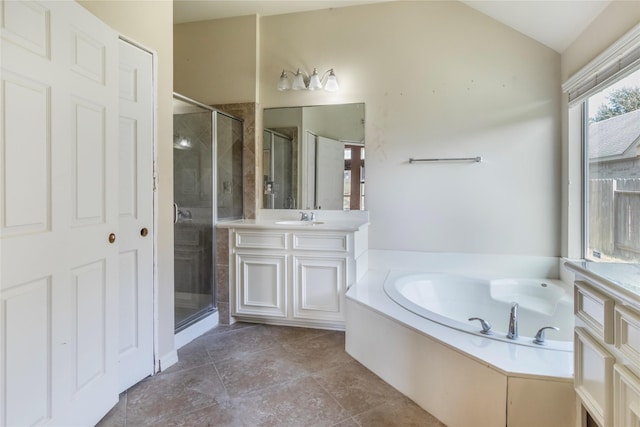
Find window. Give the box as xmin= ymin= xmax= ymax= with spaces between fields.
xmin=563 ymin=24 xmax=640 ymax=262
xmin=583 ymin=68 xmax=640 ymax=262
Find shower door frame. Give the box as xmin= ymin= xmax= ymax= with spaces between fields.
xmin=172 ymin=93 xmax=217 ymax=332
xmin=172 ymin=93 xmax=244 ymax=332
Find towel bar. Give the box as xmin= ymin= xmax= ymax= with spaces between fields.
xmin=409 ymin=156 xmax=482 ymax=163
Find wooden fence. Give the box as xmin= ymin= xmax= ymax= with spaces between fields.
xmin=589 ymin=178 xmax=640 ymax=261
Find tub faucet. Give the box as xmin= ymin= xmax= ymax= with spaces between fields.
xmin=534 ymin=326 xmax=559 ymax=345
xmin=507 ymin=302 xmax=518 ymax=340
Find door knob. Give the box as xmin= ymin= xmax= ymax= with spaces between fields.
xmin=108 ymin=233 xmax=116 ymax=244
xmin=140 ymin=227 xmax=149 ymax=237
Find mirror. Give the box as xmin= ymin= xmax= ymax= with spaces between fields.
xmin=263 ymin=103 xmax=365 ymax=210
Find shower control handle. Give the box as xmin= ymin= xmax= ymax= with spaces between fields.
xmin=468 ymin=317 xmax=493 ymax=335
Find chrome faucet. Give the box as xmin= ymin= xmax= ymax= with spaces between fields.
xmin=534 ymin=326 xmax=559 ymax=345
xmin=299 ymin=211 xmax=316 ymax=221
xmin=468 ymin=317 xmax=493 ymax=335
xmin=507 ymin=302 xmax=518 ymax=340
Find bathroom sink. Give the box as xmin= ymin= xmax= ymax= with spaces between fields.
xmin=275 ymin=220 xmax=324 ymax=226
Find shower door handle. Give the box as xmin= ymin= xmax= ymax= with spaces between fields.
xmin=173 ymin=203 xmax=179 ymax=224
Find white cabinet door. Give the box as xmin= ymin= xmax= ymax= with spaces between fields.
xmin=0 ymin=1 xmax=119 ymax=426
xmin=292 ymin=256 xmax=346 ymax=322
xmin=575 ymin=328 xmax=615 ymax=427
xmin=117 ymin=39 xmax=154 ymax=393
xmin=235 ymin=253 xmax=287 ymax=318
xmin=614 ymin=364 xmax=640 ymax=427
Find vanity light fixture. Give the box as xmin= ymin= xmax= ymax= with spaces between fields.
xmin=277 ymin=68 xmax=339 ymax=92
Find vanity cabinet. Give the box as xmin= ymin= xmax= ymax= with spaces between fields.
xmin=229 ymin=225 xmax=367 ymax=329
xmin=569 ymin=265 xmax=640 ymax=427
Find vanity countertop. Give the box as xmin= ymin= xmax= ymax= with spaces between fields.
xmin=216 ymin=209 xmax=369 ymax=232
xmin=216 ymin=217 xmax=369 ymax=232
xmin=564 ymin=260 xmax=640 ymax=303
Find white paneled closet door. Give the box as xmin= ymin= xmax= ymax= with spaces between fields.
xmin=1 ymin=1 xmax=120 ymax=426
xmin=117 ymin=38 xmax=155 ymax=392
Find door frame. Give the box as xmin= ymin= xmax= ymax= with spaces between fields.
xmin=119 ymin=35 xmax=161 ymax=374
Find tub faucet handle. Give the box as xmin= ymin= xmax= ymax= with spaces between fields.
xmin=468 ymin=317 xmax=493 ymax=335
xmin=533 ymin=326 xmax=560 ymax=345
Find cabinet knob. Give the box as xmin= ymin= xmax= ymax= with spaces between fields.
xmin=140 ymin=227 xmax=149 ymax=237
xmin=108 ymin=233 xmax=116 ymax=244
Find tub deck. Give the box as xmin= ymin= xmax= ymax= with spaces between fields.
xmin=346 ymin=268 xmax=575 ymax=427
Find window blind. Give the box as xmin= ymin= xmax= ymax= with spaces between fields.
xmin=563 ymin=23 xmax=640 ymax=106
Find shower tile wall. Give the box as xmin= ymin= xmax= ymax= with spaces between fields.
xmin=214 ymin=102 xmax=258 ymax=219
xmin=216 ymin=115 xmax=243 ymax=220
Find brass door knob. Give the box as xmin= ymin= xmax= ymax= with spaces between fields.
xmin=108 ymin=233 xmax=116 ymax=244
xmin=140 ymin=228 xmax=149 ymax=237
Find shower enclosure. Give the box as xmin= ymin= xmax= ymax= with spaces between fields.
xmin=173 ymin=94 xmax=243 ymax=331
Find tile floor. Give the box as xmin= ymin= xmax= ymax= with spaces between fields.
xmin=97 ymin=322 xmax=446 ymax=427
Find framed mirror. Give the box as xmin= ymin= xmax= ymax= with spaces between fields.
xmin=263 ymin=103 xmax=365 ymax=210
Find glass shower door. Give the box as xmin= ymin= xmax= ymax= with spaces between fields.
xmin=173 ymin=95 xmax=214 ymax=331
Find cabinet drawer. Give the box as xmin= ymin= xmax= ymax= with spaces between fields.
xmin=616 ymin=305 xmax=640 ymax=370
xmin=235 ymin=231 xmax=287 ymax=250
xmin=575 ymin=327 xmax=614 ymax=427
xmin=293 ymin=233 xmax=347 ymax=252
xmin=575 ymin=281 xmax=614 ymax=344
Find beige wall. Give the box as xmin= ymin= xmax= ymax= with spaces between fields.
xmin=174 ymin=15 xmax=259 ymax=104
xmin=560 ymin=1 xmax=640 ymax=257
xmin=78 ymin=1 xmax=175 ymax=362
xmin=261 ymin=2 xmax=562 ymax=256
xmin=175 ymin=1 xmax=563 ymax=256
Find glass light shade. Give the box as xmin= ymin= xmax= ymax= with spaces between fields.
xmin=277 ymin=70 xmax=291 ymax=91
xmin=292 ymin=69 xmax=306 ymax=90
xmin=307 ymin=68 xmax=322 ymax=91
xmin=324 ymin=69 xmax=339 ymax=92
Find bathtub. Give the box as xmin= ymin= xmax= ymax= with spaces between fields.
xmin=383 ymin=272 xmax=573 ymax=351
xmin=345 ymin=251 xmax=576 ymax=427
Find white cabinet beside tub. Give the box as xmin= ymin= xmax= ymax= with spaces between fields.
xmin=566 ymin=262 xmax=640 ymax=427
xmin=229 ymin=225 xmax=368 ymax=330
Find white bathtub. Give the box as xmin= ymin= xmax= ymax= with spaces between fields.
xmin=345 ymin=251 xmax=576 ymax=427
xmin=383 ymin=271 xmax=573 ymax=351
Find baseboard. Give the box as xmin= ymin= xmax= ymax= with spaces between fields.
xmin=158 ymin=349 xmax=178 ymax=372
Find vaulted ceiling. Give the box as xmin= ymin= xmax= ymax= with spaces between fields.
xmin=173 ymin=0 xmax=611 ymax=53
